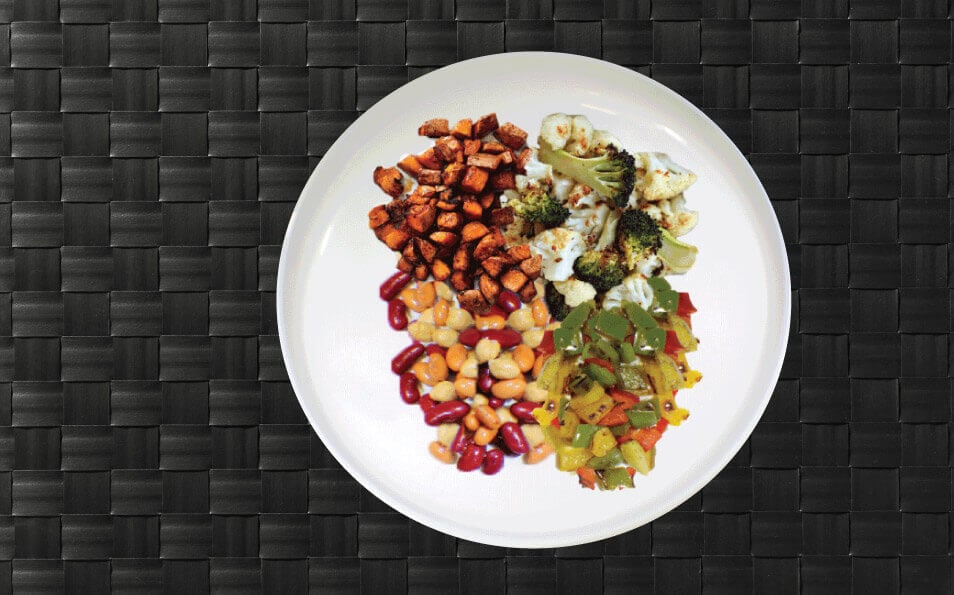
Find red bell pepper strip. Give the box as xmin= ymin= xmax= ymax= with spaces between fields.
xmin=677 ymin=292 xmax=696 ymax=316
xmin=663 ymin=330 xmax=682 ymax=356
xmin=609 ymin=388 xmax=640 ymax=409
xmin=631 ymin=420 xmax=667 ymax=452
xmin=577 ymin=467 xmax=598 ymax=490
xmin=597 ymin=405 xmax=629 ymax=426
xmin=535 ymin=330 xmax=555 ymax=358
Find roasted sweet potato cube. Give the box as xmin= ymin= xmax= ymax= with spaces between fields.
xmin=428 ymin=231 xmax=459 ymax=248
xmin=418 ymin=147 xmax=443 ymax=169
xmin=519 ymin=254 xmax=542 ymax=279
xmin=436 ymin=211 xmax=463 ymax=231
xmin=461 ymin=199 xmax=483 ymax=221
xmin=406 ymin=193 xmax=429 ymax=206
xmin=434 ymin=136 xmax=461 ymax=162
xmin=405 ymin=204 xmax=436 ymax=234
xmin=488 ymin=207 xmax=515 ymax=227
xmin=368 ymin=205 xmax=390 ymax=229
xmin=467 ymin=153 xmax=501 ymax=170
xmin=431 ymin=259 xmax=451 ymax=281
xmin=478 ymin=274 xmax=501 ymax=304
xmin=451 ymin=118 xmax=472 ymax=139
xmin=495 ymin=122 xmax=529 ymax=149
xmin=454 ymin=149 xmax=465 ymax=164
xmin=480 ymin=141 xmax=506 ymax=154
xmin=402 ymin=241 xmax=419 ymax=265
xmin=505 ymin=244 xmax=532 ymax=261
xmin=418 ymin=169 xmax=442 ymax=185
xmin=413 ymin=237 xmax=437 ymax=263
xmin=518 ymin=281 xmax=537 ymax=302
xmin=418 ymin=118 xmax=449 ymax=137
xmin=473 ymin=233 xmax=502 ymax=261
xmin=463 ymin=139 xmax=481 ymax=156
xmin=435 ymin=198 xmax=460 ymax=211
xmin=478 ymin=192 xmax=496 ymax=209
xmin=516 ymin=147 xmax=533 ymax=172
xmin=375 ymin=223 xmax=410 ymax=250
xmin=397 ymin=154 xmax=423 ymax=177
xmin=457 ymin=289 xmax=489 ymax=314
xmin=414 ymin=264 xmax=429 ymax=280
xmin=450 ymin=271 xmax=473 ymax=292
xmin=452 ymin=244 xmax=471 ymax=271
xmin=473 ymin=113 xmax=499 ymax=138
xmin=397 ymin=256 xmax=414 ymax=273
xmin=500 ymin=268 xmax=528 ymax=292
xmin=480 ymin=256 xmax=507 ymax=278
xmin=460 ymin=222 xmax=490 ymax=242
xmin=490 ymin=171 xmax=516 ymax=190
xmin=442 ymin=162 xmax=465 ymax=186
xmin=373 ymin=166 xmax=404 ymax=197
xmin=499 ymin=150 xmax=514 ymax=165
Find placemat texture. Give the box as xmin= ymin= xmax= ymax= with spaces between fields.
xmin=0 ymin=0 xmax=948 ymax=592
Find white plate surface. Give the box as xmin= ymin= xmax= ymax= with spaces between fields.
xmin=277 ymin=52 xmax=790 ymax=548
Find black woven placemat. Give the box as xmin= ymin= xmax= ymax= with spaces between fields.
xmin=0 ymin=0 xmax=948 ymax=592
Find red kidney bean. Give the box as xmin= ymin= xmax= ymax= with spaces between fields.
xmin=380 ymin=271 xmax=412 ymax=301
xmin=399 ymin=373 xmax=420 ymax=404
xmin=459 ymin=328 xmax=481 ymax=347
xmin=509 ymin=401 xmax=541 ymax=424
xmin=388 ymin=299 xmax=408 ymax=330
xmin=499 ymin=422 xmax=530 ymax=454
xmin=480 ymin=329 xmax=521 ymax=349
xmin=487 ymin=397 xmax=504 ymax=409
xmin=478 ymin=366 xmax=494 ymax=393
xmin=456 ymin=443 xmax=486 ymax=472
xmin=482 ymin=449 xmax=505 ymax=475
xmin=419 ymin=394 xmax=435 ymax=412
xmin=424 ymin=401 xmax=470 ymax=426
xmin=391 ymin=342 xmax=424 ymax=374
xmin=486 ymin=305 xmax=508 ymax=318
xmin=495 ymin=291 xmax=521 ymax=313
xmin=451 ymin=425 xmax=472 ymax=455
xmin=425 ymin=344 xmax=446 ymax=358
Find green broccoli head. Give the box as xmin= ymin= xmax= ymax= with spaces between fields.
xmin=616 ymin=209 xmax=662 ymax=270
xmin=538 ymin=144 xmax=636 ymax=208
xmin=573 ymin=250 xmax=626 ymax=293
xmin=544 ymin=281 xmax=571 ymax=321
xmin=509 ymin=188 xmax=570 ymax=228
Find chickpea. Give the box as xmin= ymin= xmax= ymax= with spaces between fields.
xmin=475 ymin=314 xmax=506 ymax=330
xmin=445 ymin=308 xmax=474 ymax=330
xmin=430 ymin=380 xmax=456 ymax=402
xmin=489 ymin=356 xmax=521 ymax=380
xmin=445 ymin=343 xmax=468 ymax=371
xmin=522 ymin=424 xmax=546 ymax=447
xmin=433 ymin=327 xmax=459 ymax=348
xmin=507 ymin=308 xmax=534 ymax=332
xmin=408 ymin=321 xmax=435 ymax=342
xmin=472 ymin=394 xmax=489 ymax=407
xmin=497 ymin=408 xmax=517 ymax=425
xmin=463 ymin=411 xmax=480 ymax=431
xmin=521 ymin=329 xmax=544 ymax=349
xmin=474 ymin=405 xmax=501 ymax=430
xmin=530 ymin=299 xmax=549 ymax=327
xmin=428 ymin=441 xmax=455 ymax=464
xmin=523 ymin=381 xmax=548 ymax=403
xmin=433 ymin=299 xmax=450 ymax=326
xmin=473 ymin=426 xmax=497 ymax=446
xmin=453 ymin=376 xmax=477 ymax=398
xmin=475 ymin=338 xmax=501 ymax=363
xmin=512 ymin=344 xmax=535 ymax=373
xmin=418 ymin=308 xmax=435 ymax=325
xmin=426 ymin=353 xmax=448 ymax=383
xmin=524 ymin=442 xmax=554 ymax=465
xmin=437 ymin=423 xmax=459 ymax=447
xmin=434 ymin=281 xmax=454 ymax=301
xmin=491 ymin=375 xmax=526 ymax=400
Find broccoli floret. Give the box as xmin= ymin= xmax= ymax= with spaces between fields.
xmin=544 ymin=281 xmax=571 ymax=321
xmin=616 ymin=210 xmax=662 ymax=270
xmin=573 ymin=250 xmax=626 ymax=293
xmin=508 ymin=188 xmax=570 ymax=228
xmin=537 ymin=144 xmax=636 ymax=208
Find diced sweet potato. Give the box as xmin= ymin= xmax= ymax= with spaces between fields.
xmin=460 ymin=222 xmax=490 ymax=243
xmin=451 ymin=118 xmax=473 ymax=139
xmin=452 ymin=245 xmax=471 ymax=271
xmin=457 ymin=289 xmax=489 ymax=314
xmin=473 ymin=230 xmax=504 ymax=261
xmin=481 ymin=141 xmax=507 ymax=154
xmin=419 ymin=185 xmax=438 ymax=198
xmin=478 ymin=192 xmax=496 ymax=209
xmin=435 ymin=197 xmax=460 ymax=211
xmin=478 ymin=274 xmax=501 ymax=304
xmin=505 ymin=244 xmax=532 ymax=261
xmin=488 ymin=207 xmax=515 ymax=227
xmin=434 ymin=136 xmax=461 ymax=162
xmin=402 ymin=241 xmax=419 ymax=264
xmin=431 ymin=259 xmax=451 ymax=281
xmin=442 ymin=162 xmax=465 ymax=186
xmin=480 ymin=256 xmax=508 ymax=278
xmin=499 ymin=150 xmax=514 ymax=165
xmin=405 ymin=204 xmax=436 ymax=234
xmin=518 ymin=281 xmax=537 ymax=302
xmin=418 ymin=118 xmax=449 ymax=137
xmin=519 ymin=254 xmax=542 ymax=279
xmin=467 ymin=153 xmax=501 ymax=170
xmin=397 ymin=256 xmax=414 ymax=273
xmin=418 ymin=169 xmax=442 ymax=185
xmin=414 ymin=237 xmax=437 ymax=263
xmin=473 ymin=113 xmax=499 ymax=138
xmin=516 ymin=147 xmax=533 ymax=172
xmin=490 ymin=171 xmax=516 ymax=190
xmin=463 ymin=139 xmax=481 ymax=156
xmin=418 ymin=148 xmax=443 ymax=169
xmin=368 ymin=205 xmax=390 ymax=229
xmin=414 ymin=264 xmax=429 ymax=280
xmin=397 ymin=154 xmax=423 ymax=177
xmin=406 ymin=193 xmax=429 ymax=206
xmin=436 ymin=211 xmax=463 ymax=231
xmin=495 ymin=122 xmax=528 ymax=149
xmin=429 ymin=231 xmax=459 ymax=248
xmin=459 ymin=166 xmax=489 ymax=193
xmin=461 ymin=199 xmax=483 ymax=221
xmin=450 ymin=271 xmax=473 ymax=292
xmin=373 ymin=166 xmax=404 ymax=197
xmin=500 ymin=268 xmax=528 ymax=292
xmin=375 ymin=223 xmax=411 ymax=251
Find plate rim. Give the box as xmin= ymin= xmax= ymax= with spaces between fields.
xmin=277 ymin=51 xmax=791 ymax=548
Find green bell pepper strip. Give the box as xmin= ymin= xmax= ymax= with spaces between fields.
xmin=637 ymin=327 xmax=666 ymax=354
xmin=623 ymin=301 xmax=658 ymax=331
xmin=571 ymin=424 xmax=600 ymax=448
xmin=600 ymin=467 xmax=634 ymax=490
xmin=561 ymin=301 xmax=593 ymax=330
xmin=584 ymin=362 xmax=617 ymax=387
xmin=656 ymin=289 xmax=679 ymax=313
xmin=557 ymin=395 xmax=569 ymax=423
xmin=594 ymin=309 xmax=630 ymax=341
xmin=553 ymin=327 xmax=582 ymax=354
xmin=586 ymin=448 xmax=624 ymax=469
xmin=610 ymin=424 xmax=631 ymax=437
xmin=616 ymin=366 xmax=652 ymax=393
xmin=647 ymin=277 xmax=671 ymax=293
xmin=619 ymin=342 xmax=637 ymax=363
xmin=626 ymin=408 xmax=658 ymax=429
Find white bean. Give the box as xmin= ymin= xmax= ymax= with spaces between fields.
xmin=489 ymin=356 xmax=520 ymax=380
xmin=506 ymin=308 xmax=534 ymax=332
xmin=475 ymin=338 xmax=501 ymax=363
xmin=430 ymin=380 xmax=456 ymax=402
xmin=433 ymin=327 xmax=459 ymax=348
xmin=407 ymin=321 xmax=435 ymax=342
xmin=521 ymin=329 xmax=544 ymax=349
xmin=445 ymin=308 xmax=474 ymax=330
xmin=523 ymin=381 xmax=548 ymax=403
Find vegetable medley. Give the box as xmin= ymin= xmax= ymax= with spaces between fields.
xmin=368 ymin=111 xmax=702 ymax=490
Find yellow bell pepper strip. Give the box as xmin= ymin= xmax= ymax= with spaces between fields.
xmin=667 ymin=313 xmax=697 ymax=351
xmin=574 ymin=395 xmax=614 ymax=424
xmin=589 ymin=427 xmax=618 ymax=457
xmin=556 ymin=445 xmax=592 ymax=471
xmin=558 ymin=411 xmax=580 ymax=440
xmin=658 ymin=391 xmax=689 ymax=426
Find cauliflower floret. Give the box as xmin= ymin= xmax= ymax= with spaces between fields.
xmin=538 ymin=113 xmax=573 ymax=150
xmin=499 ymin=190 xmax=533 ymax=244
xmin=590 ymin=129 xmax=622 ymax=156
xmin=551 ymin=173 xmax=575 ymax=202
xmin=562 ymin=184 xmax=609 ymax=246
xmin=553 ymin=278 xmax=597 ymax=307
xmin=602 ymin=273 xmax=654 ymax=311
xmin=634 ymin=152 xmax=697 ymax=201
xmin=594 ymin=209 xmax=620 ymax=251
xmin=521 ymin=148 xmax=553 ymax=184
xmin=564 ymin=115 xmax=594 ymax=157
xmin=667 ymin=194 xmax=699 ymax=237
xmin=515 ymin=174 xmax=547 ymax=193
xmin=635 ymin=253 xmax=663 ymax=277
xmin=529 ymin=228 xmax=587 ymax=282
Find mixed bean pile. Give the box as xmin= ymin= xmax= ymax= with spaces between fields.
xmin=381 ymin=270 xmax=556 ymax=475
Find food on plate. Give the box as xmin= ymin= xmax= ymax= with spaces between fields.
xmin=369 ymin=111 xmax=702 ymax=488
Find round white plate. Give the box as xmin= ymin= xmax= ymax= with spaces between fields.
xmin=277 ymin=52 xmax=790 ymax=548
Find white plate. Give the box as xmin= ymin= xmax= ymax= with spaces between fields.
xmin=277 ymin=52 xmax=790 ymax=548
